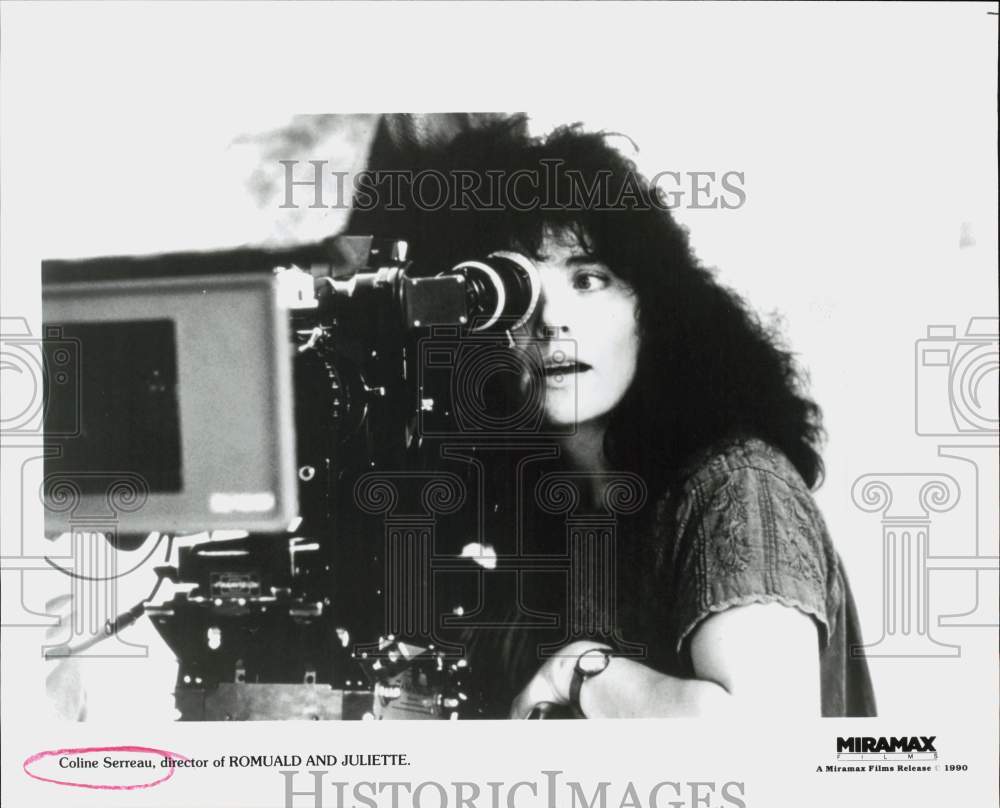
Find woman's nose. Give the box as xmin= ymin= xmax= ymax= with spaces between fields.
xmin=537 ymin=323 xmax=566 ymax=339
xmin=533 ymin=304 xmax=568 ymax=340
xmin=532 ymin=279 xmax=571 ymax=340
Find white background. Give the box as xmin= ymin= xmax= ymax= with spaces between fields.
xmin=1 ymin=3 xmax=997 ymax=807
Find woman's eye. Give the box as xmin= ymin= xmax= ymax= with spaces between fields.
xmin=572 ymin=271 xmax=610 ymax=291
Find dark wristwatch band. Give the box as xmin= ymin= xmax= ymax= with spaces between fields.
xmin=569 ymin=647 xmax=614 ymax=718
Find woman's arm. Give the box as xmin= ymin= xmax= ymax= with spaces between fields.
xmin=509 ymin=601 xmax=821 ymax=719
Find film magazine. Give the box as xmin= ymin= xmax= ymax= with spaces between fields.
xmin=1 ymin=4 xmax=997 ymax=808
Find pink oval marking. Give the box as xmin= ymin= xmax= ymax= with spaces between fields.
xmin=23 ymin=745 xmax=188 ymax=790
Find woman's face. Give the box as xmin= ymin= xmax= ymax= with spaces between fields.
xmin=523 ymin=229 xmax=640 ymax=429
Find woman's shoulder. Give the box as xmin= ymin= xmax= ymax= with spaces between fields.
xmin=652 ymin=435 xmax=829 ymax=561
xmin=654 ymin=435 xmax=844 ymax=654
xmin=676 ymin=435 xmax=810 ymax=498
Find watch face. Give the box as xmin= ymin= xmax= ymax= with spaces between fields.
xmin=578 ymin=649 xmax=611 ymax=675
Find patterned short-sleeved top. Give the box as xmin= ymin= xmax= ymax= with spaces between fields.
xmin=630 ymin=437 xmax=877 ymax=716
xmin=458 ymin=437 xmax=877 ymax=717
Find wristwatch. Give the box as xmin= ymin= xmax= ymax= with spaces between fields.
xmin=569 ymin=646 xmax=614 ymax=718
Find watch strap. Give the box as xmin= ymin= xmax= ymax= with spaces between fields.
xmin=569 ymin=647 xmax=613 ymax=718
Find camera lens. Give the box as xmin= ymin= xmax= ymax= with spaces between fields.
xmin=443 ymin=251 xmax=540 ymax=333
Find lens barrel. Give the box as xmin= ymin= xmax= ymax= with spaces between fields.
xmin=444 ymin=251 xmax=540 ymax=333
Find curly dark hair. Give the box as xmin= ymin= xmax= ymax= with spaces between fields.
xmin=349 ymin=115 xmax=825 ymax=490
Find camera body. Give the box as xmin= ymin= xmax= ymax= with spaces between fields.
xmin=41 ymin=234 xmax=544 ymax=720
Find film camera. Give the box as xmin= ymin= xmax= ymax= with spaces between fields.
xmin=41 ymin=235 xmax=546 ymax=720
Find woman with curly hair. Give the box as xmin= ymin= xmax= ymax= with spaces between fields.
xmin=351 ymin=115 xmax=877 ymax=719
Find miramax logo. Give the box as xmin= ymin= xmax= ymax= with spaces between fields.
xmin=837 ymin=736 xmax=936 ymax=754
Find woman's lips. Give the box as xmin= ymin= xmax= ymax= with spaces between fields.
xmin=543 ymin=361 xmax=591 ymax=377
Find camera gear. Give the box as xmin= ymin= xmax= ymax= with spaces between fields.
xmin=41 ymin=234 xmax=542 ymax=720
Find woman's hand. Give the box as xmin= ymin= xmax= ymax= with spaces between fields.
xmin=508 ymin=641 xmax=610 ymax=719
xmin=508 ymin=602 xmax=821 ymax=719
